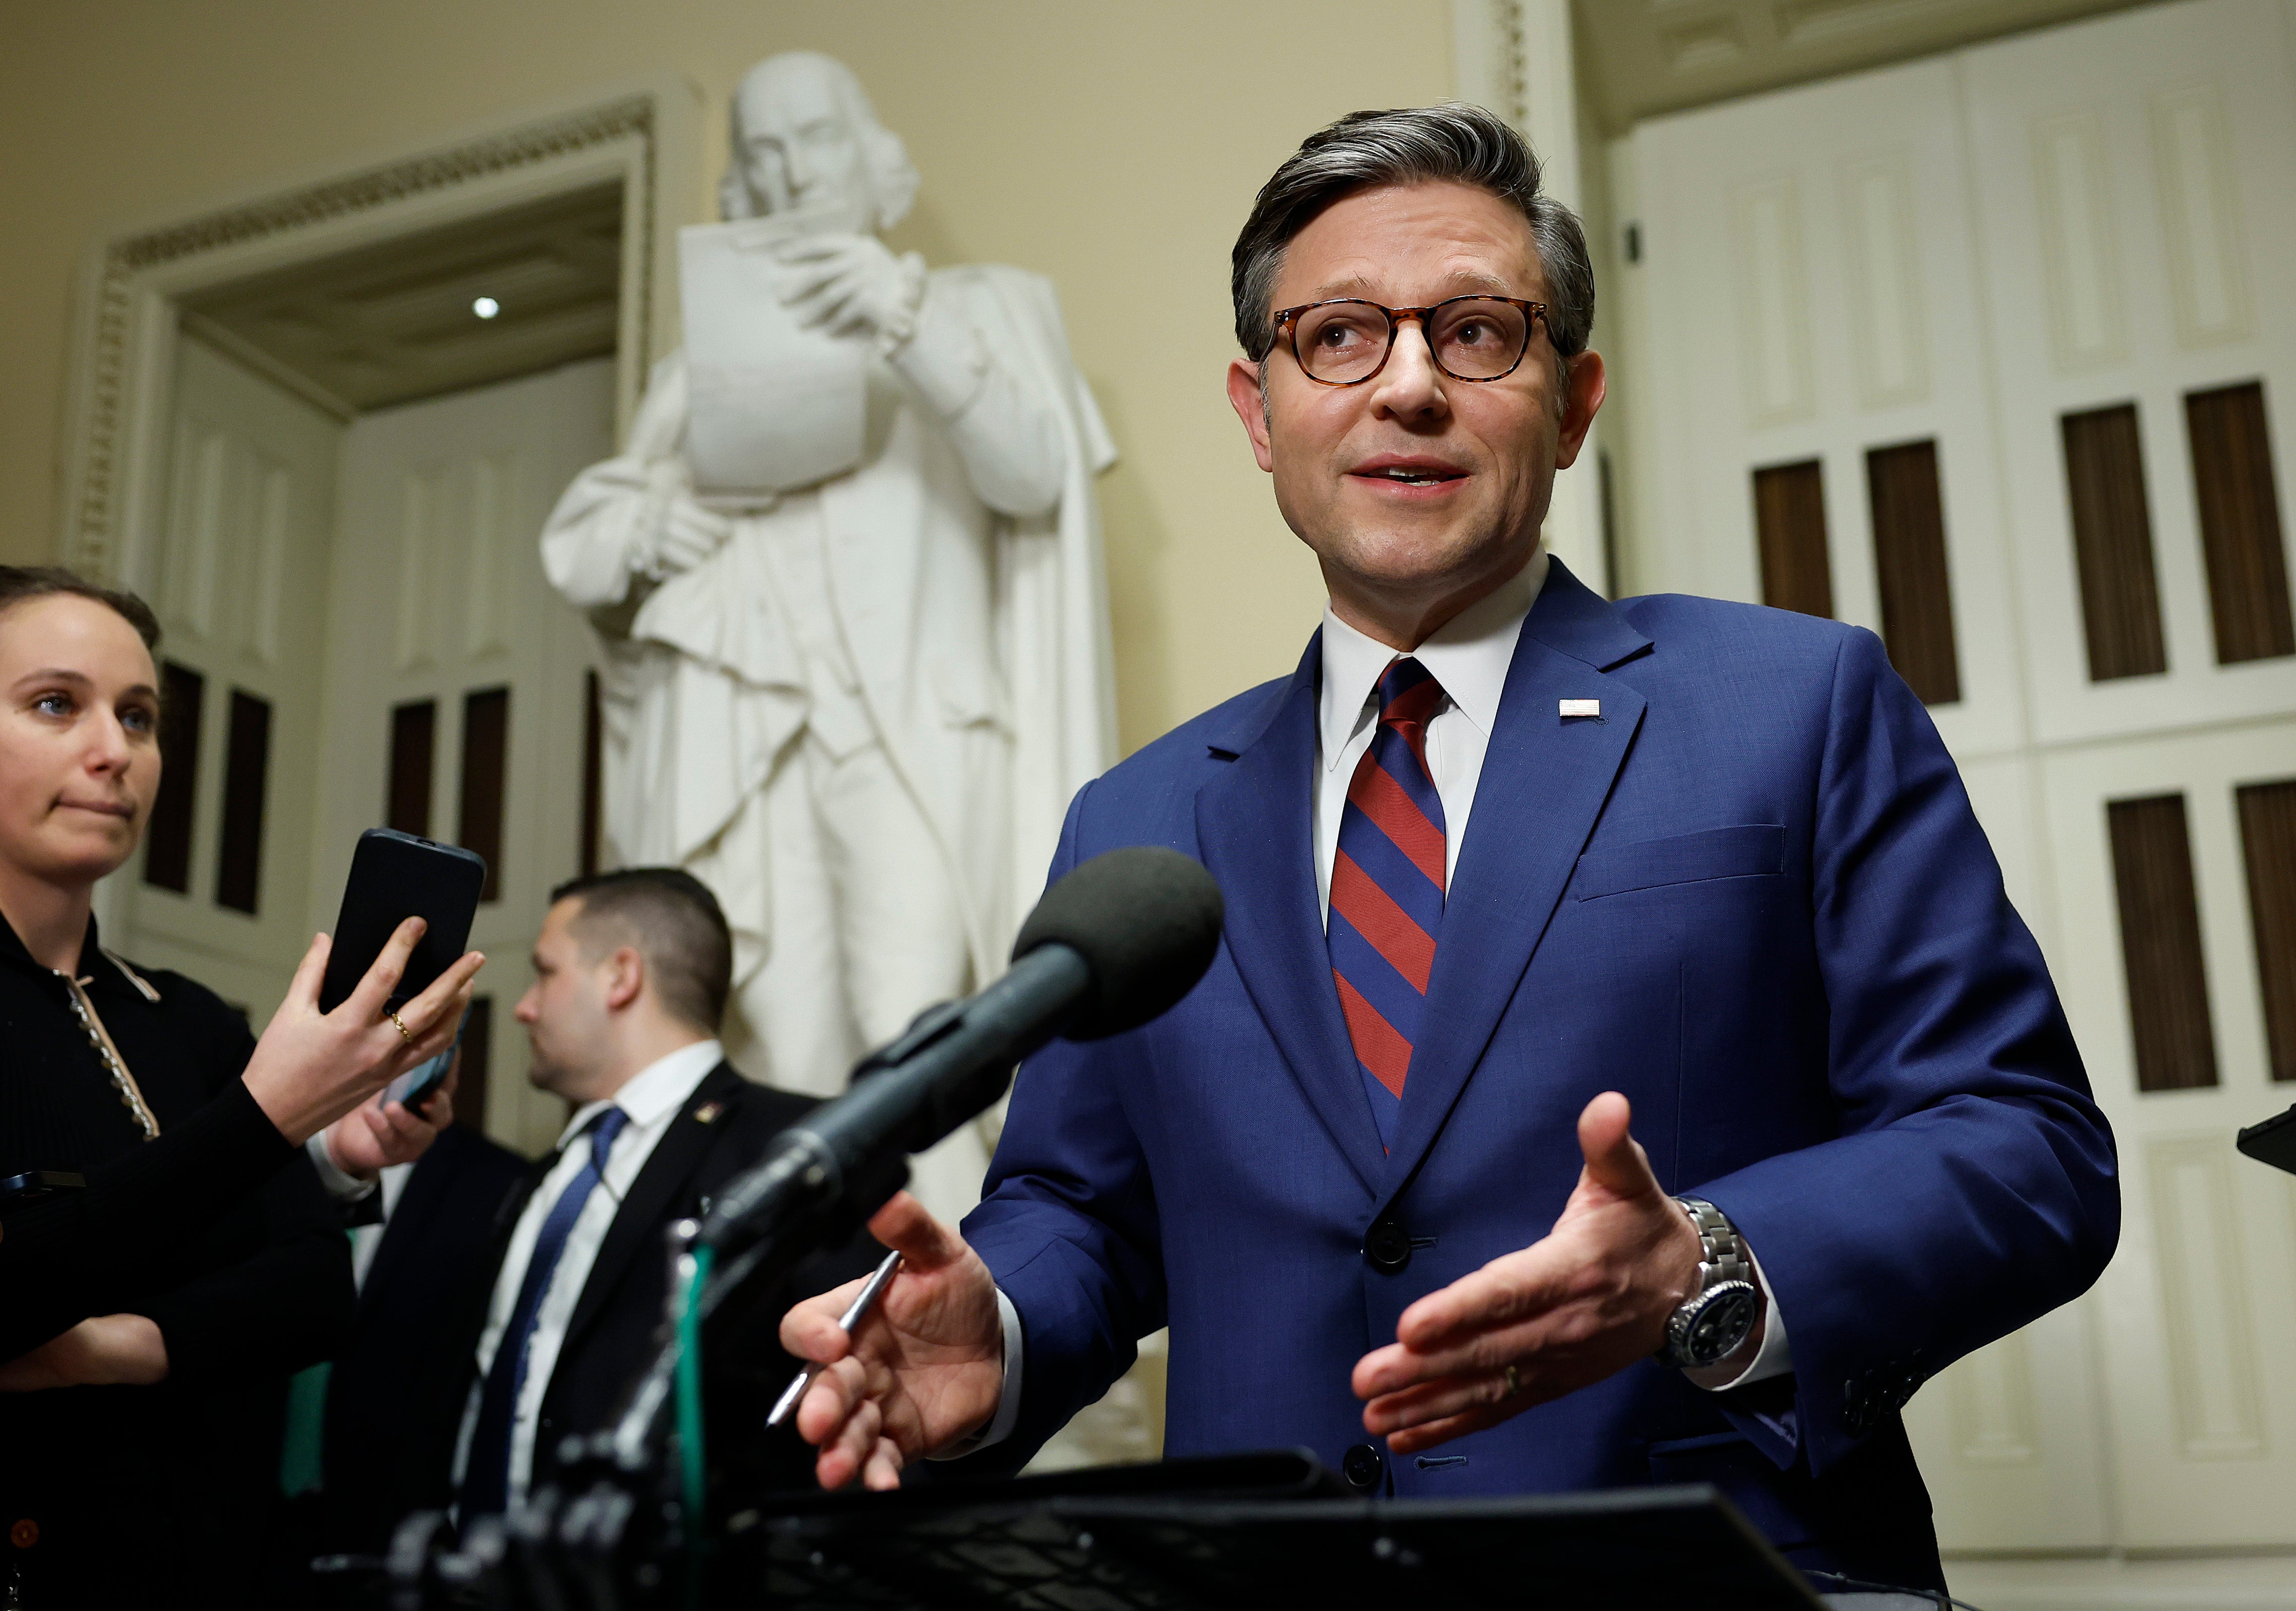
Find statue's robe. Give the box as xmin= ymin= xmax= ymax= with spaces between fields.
xmin=541 ymin=264 xmax=1115 ymax=1211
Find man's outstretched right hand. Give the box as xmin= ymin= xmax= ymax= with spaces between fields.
xmin=778 ymin=1191 xmax=1004 ymax=1491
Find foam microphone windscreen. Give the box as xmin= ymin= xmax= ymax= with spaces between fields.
xmin=1011 ymin=846 xmax=1225 ymax=1040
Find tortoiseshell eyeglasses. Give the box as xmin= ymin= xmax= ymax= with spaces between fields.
xmin=1271 ymin=295 xmax=1547 ymax=386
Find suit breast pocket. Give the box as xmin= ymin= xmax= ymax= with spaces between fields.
xmin=1575 ymin=824 xmax=1786 ymax=901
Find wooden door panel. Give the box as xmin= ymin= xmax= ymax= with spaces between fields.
xmin=117 ymin=336 xmax=339 ymax=1019
xmin=2040 ymin=721 xmax=2296 ymax=1546
xmin=1626 ymin=56 xmax=2027 ymax=760
xmin=321 ymin=361 xmax=610 ymax=1155
xmin=1963 ymin=0 xmax=2296 ymax=746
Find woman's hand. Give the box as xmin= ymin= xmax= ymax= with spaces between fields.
xmin=0 ymin=1314 xmax=167 ymax=1391
xmin=241 ymin=920 xmax=483 ymax=1146
xmin=322 ymin=1057 xmax=458 ymax=1181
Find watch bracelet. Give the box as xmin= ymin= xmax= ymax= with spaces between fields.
xmin=1659 ymin=1197 xmax=1756 ymax=1369
xmin=1673 ymin=1196 xmax=1751 ymax=1290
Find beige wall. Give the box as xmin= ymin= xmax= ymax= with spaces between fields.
xmin=0 ymin=0 xmax=1457 ymax=754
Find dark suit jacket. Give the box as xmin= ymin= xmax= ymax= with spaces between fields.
xmin=398 ymin=1061 xmax=877 ymax=1519
xmin=320 ymin=1124 xmax=530 ymax=1553
xmin=959 ymin=560 xmax=2120 ymax=1591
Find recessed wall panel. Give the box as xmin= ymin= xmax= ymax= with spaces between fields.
xmin=144 ymin=660 xmax=205 ymax=895
xmin=459 ymin=687 xmax=509 ymax=903
xmin=2237 ymin=778 xmax=2296 ymax=1084
xmin=2062 ymin=404 xmax=2169 ymax=680
xmin=1866 ymin=439 xmax=1961 ymax=705
xmin=388 ymin=700 xmax=435 ymax=839
xmin=215 ymin=689 xmax=271 ymax=916
xmin=2185 ymin=381 xmax=2294 ymax=665
xmin=1753 ymin=459 xmax=1834 ymax=619
xmin=2106 ymin=793 xmax=2218 ymax=1092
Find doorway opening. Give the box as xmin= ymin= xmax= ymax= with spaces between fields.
xmin=56 ymin=85 xmax=695 ymax=1154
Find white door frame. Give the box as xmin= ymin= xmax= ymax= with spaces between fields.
xmin=54 ymin=76 xmax=700 ymax=940
xmin=50 ymin=74 xmax=703 ymax=597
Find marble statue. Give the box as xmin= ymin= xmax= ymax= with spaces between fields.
xmin=540 ymin=51 xmax=1116 ymax=1221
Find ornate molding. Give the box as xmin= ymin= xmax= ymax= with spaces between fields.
xmin=66 ymin=95 xmax=656 ymax=582
xmin=1491 ymin=0 xmax=1531 ymax=131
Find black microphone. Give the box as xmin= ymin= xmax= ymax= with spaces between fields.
xmin=696 ymin=845 xmax=1223 ymax=1255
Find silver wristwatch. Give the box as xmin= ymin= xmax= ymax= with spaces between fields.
xmin=1657 ymin=1197 xmax=1761 ymax=1371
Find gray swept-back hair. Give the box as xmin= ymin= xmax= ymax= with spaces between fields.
xmin=1231 ymin=104 xmax=1593 ymax=388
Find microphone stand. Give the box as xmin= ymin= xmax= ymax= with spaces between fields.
xmin=393 ymin=966 xmax=1073 ymax=1611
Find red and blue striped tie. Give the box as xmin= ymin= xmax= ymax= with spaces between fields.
xmin=1329 ymin=657 xmax=1446 ymax=1150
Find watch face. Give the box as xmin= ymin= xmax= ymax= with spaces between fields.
xmin=1681 ymin=1283 xmax=1760 ymax=1367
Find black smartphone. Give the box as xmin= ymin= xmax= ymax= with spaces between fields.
xmin=318 ymin=829 xmax=487 ymax=1014
xmin=0 ymin=1170 xmax=86 ymax=1212
xmin=2237 ymin=1104 xmax=2296 ymax=1175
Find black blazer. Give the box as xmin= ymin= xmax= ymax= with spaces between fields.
xmin=398 ymin=1061 xmax=878 ymax=1519
xmin=319 ymin=1124 xmax=530 ymax=1553
xmin=0 ymin=917 xmax=349 ymax=1611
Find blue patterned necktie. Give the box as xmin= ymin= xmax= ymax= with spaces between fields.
xmin=1327 ymin=657 xmax=1448 ymax=1151
xmin=461 ymin=1104 xmax=630 ymax=1515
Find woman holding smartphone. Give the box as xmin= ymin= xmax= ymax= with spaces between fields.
xmin=0 ymin=567 xmax=483 ymax=1610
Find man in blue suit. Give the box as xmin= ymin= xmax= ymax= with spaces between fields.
xmin=780 ymin=104 xmax=2117 ymax=1592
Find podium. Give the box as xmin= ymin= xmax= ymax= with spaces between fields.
xmin=376 ymin=1450 xmax=1827 ymax=1608
xmin=716 ymin=1452 xmax=1828 ymax=1610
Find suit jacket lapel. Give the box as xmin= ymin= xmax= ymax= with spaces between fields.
xmin=1195 ymin=636 xmax=1387 ymax=1197
xmin=1381 ymin=560 xmax=1653 ymax=1195
xmin=560 ymin=1062 xmax=742 ymax=1353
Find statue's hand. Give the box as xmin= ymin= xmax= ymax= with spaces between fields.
xmin=645 ymin=458 xmax=736 ymax=577
xmin=775 ymin=233 xmax=919 ymax=343
xmin=655 ymin=499 xmax=736 ymax=575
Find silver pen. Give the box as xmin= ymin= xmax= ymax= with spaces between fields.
xmin=766 ymin=1248 xmax=904 ymax=1428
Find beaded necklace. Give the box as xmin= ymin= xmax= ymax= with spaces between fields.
xmin=55 ymin=969 xmax=159 ymax=1139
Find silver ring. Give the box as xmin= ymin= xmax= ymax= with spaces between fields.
xmin=1502 ymin=1363 xmax=1522 ymax=1399
xmin=387 ymin=1010 xmax=415 ymax=1044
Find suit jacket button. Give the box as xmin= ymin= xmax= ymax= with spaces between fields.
xmin=1342 ymin=1444 xmax=1385 ymax=1493
xmin=1364 ymin=1221 xmax=1411 ymax=1273
xmin=10 ymin=1518 xmax=37 ymax=1550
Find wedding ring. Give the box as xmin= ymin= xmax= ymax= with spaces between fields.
xmin=1502 ymin=1363 xmax=1523 ymax=1399
xmin=387 ymin=1010 xmax=415 ymax=1044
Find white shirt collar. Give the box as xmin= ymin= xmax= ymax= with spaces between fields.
xmin=1317 ymin=547 xmax=1548 ymax=770
xmin=556 ymin=1037 xmax=724 ymax=1150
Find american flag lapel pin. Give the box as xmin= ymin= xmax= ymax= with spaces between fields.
xmin=1559 ymin=698 xmax=1601 ymax=720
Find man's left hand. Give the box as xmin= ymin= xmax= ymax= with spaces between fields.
xmin=1352 ymin=1092 xmax=1706 ymax=1454
xmin=323 ymin=1061 xmax=457 ymax=1182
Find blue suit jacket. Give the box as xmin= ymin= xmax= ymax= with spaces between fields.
xmin=961 ymin=560 xmax=2117 ymax=1583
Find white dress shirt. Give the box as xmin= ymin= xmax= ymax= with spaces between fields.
xmin=1314 ymin=549 xmax=1550 ymax=913
xmin=977 ymin=552 xmax=1785 ymax=1451
xmin=450 ymin=1039 xmax=724 ymax=1505
xmin=307 ymin=1127 xmax=377 ymax=1201
xmin=302 ymin=1131 xmax=414 ymax=1290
